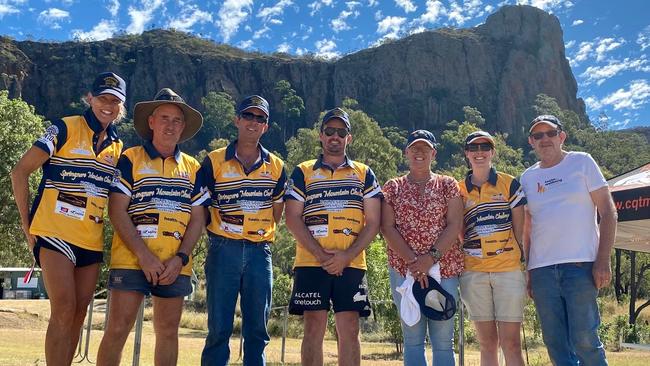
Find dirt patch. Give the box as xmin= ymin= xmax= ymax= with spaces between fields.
xmin=0 ymin=308 xmax=47 ymax=330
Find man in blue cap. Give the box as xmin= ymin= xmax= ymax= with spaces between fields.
xmin=201 ymin=95 xmax=287 ymax=366
xmin=285 ymin=107 xmax=382 ymax=366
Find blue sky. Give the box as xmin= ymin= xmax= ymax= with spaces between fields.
xmin=0 ymin=0 xmax=648 ymax=129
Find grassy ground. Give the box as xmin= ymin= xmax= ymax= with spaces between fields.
xmin=0 ymin=300 xmax=648 ymax=365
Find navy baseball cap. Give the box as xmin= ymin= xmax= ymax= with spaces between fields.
xmin=529 ymin=114 xmax=563 ymax=132
xmin=412 ymin=277 xmax=457 ymax=321
xmin=237 ymin=95 xmax=270 ymax=117
xmin=91 ymin=72 xmax=126 ymax=102
xmin=407 ymin=130 xmax=438 ymax=149
xmin=465 ymin=131 xmax=495 ymax=147
xmin=321 ymin=107 xmax=351 ymax=130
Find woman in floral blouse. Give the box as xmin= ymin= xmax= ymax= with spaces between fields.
xmin=381 ymin=130 xmax=464 ymax=366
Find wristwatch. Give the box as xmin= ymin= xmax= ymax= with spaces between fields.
xmin=429 ymin=247 xmax=443 ymax=262
xmin=175 ymin=252 xmax=190 ymax=266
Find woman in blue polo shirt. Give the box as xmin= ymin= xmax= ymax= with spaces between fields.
xmin=10 ymin=72 xmax=126 ymax=365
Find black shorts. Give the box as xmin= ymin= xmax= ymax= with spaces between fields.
xmin=33 ymin=236 xmax=103 ymax=268
xmin=289 ymin=267 xmax=371 ymax=317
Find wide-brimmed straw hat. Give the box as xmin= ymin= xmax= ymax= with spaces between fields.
xmin=133 ymin=88 xmax=203 ymax=143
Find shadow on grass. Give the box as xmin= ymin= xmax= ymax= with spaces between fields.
xmin=362 ymin=351 xmax=402 ymax=360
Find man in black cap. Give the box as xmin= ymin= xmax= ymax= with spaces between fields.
xmin=285 ymin=107 xmax=382 ymax=366
xmin=200 ymin=95 xmax=287 ymax=366
xmin=97 ymin=88 xmax=209 ymax=366
xmin=520 ymin=114 xmax=617 ymax=365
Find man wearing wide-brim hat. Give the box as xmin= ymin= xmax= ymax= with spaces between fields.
xmin=98 ymin=88 xmax=210 ymax=366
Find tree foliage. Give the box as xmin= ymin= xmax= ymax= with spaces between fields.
xmin=0 ymin=91 xmax=45 ymax=266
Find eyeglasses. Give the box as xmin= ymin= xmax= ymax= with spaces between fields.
xmin=466 ymin=143 xmax=493 ymax=152
xmin=323 ymin=127 xmax=349 ymax=138
xmin=240 ymin=111 xmax=268 ymax=124
xmin=530 ymin=129 xmax=560 ymax=140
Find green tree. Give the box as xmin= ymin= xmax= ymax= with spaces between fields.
xmin=200 ymin=91 xmax=237 ymax=141
xmin=0 ymin=91 xmax=45 ymax=266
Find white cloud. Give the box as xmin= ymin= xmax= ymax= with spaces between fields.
xmin=38 ymin=8 xmax=70 ymax=29
xmin=72 ymin=19 xmax=117 ymax=41
xmin=377 ymin=16 xmax=406 ymax=39
xmin=417 ymin=0 xmax=446 ymax=25
xmin=580 ymin=57 xmax=650 ymax=86
xmin=0 ymin=4 xmax=19 ymax=19
xmin=331 ymin=10 xmax=353 ymax=32
xmin=253 ymin=25 xmax=270 ymax=40
xmin=374 ymin=10 xmax=382 ymax=21
xmin=315 ymin=38 xmax=339 ymax=59
xmin=595 ymin=80 xmax=650 ymax=111
xmin=346 ymin=1 xmax=361 ymax=10
xmin=571 ymin=19 xmax=583 ymax=26
xmin=216 ymin=0 xmax=253 ymax=42
xmin=277 ymin=42 xmax=291 ymax=53
xmin=106 ymin=0 xmax=119 ymax=17
xmin=638 ymin=25 xmax=650 ymax=51
xmin=395 ymin=0 xmax=416 ymax=13
xmin=238 ymin=39 xmax=253 ymax=49
xmin=516 ymin=0 xmax=573 ymax=12
xmin=257 ymin=0 xmax=292 ymax=23
xmin=168 ymin=5 xmax=212 ymax=31
xmin=569 ymin=37 xmax=625 ymax=66
xmin=368 ymin=0 xmax=378 ymax=5
xmin=447 ymin=0 xmax=484 ymax=26
xmin=126 ymin=0 xmax=165 ymax=34
xmin=269 ymin=18 xmax=282 ymax=25
xmin=308 ymin=0 xmax=333 ymax=16
xmin=565 ymin=40 xmax=575 ymax=49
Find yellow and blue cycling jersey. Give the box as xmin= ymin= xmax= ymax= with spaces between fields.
xmin=29 ymin=109 xmax=123 ymax=251
xmin=201 ymin=141 xmax=287 ymax=242
xmin=459 ymin=168 xmax=526 ymax=272
xmin=285 ymin=155 xmax=382 ymax=270
xmin=110 ymin=141 xmax=209 ymax=276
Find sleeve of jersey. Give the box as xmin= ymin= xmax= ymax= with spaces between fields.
xmin=191 ymin=164 xmax=212 ymax=207
xmin=363 ymin=167 xmax=383 ymax=199
xmin=272 ymin=167 xmax=288 ymax=203
xmin=33 ymin=119 xmax=67 ymax=157
xmin=508 ymin=178 xmax=527 ymax=208
xmin=110 ymin=155 xmax=134 ymax=197
xmin=284 ymin=167 xmax=306 ymax=202
xmin=582 ymin=153 xmax=608 ymax=192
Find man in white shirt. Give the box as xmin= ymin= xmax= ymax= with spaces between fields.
xmin=520 ymin=115 xmax=617 ymax=366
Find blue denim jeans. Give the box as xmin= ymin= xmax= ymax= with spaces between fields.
xmin=529 ymin=262 xmax=607 ymax=366
xmin=201 ymin=235 xmax=273 ymax=366
xmin=390 ymin=267 xmax=459 ymax=366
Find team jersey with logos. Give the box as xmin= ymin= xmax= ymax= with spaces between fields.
xmin=459 ymin=168 xmax=526 ymax=272
xmin=110 ymin=142 xmax=209 ymax=276
xmin=202 ymin=142 xmax=287 ymax=242
xmin=29 ymin=110 xmax=123 ymax=251
xmin=285 ymin=156 xmax=382 ymax=270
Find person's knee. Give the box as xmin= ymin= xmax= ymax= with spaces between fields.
xmin=478 ymin=336 xmax=499 ymax=352
xmin=50 ymin=301 xmax=77 ymax=325
xmin=499 ymin=336 xmax=522 ymax=353
xmin=572 ymin=329 xmax=602 ymax=350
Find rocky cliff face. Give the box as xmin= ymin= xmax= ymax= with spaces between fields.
xmin=0 ymin=5 xmax=584 ymax=142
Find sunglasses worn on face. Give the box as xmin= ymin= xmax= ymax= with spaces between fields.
xmin=466 ymin=143 xmax=493 ymax=152
xmin=323 ymin=127 xmax=349 ymax=138
xmin=240 ymin=111 xmax=268 ymax=124
xmin=530 ymin=129 xmax=560 ymax=140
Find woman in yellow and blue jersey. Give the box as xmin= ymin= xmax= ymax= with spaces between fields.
xmin=10 ymin=72 xmax=126 ymax=365
xmin=458 ymin=131 xmax=527 ymax=366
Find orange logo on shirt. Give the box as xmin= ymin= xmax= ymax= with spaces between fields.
xmin=537 ymin=182 xmax=546 ymax=193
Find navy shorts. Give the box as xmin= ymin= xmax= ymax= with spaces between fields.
xmin=289 ymin=267 xmax=371 ymax=317
xmin=33 ymin=236 xmax=103 ymax=267
xmin=108 ymin=269 xmax=192 ymax=298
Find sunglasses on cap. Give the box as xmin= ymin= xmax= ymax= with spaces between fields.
xmin=323 ymin=126 xmax=349 ymax=138
xmin=240 ymin=111 xmax=268 ymax=124
xmin=466 ymin=143 xmax=493 ymax=152
xmin=530 ymin=129 xmax=560 ymax=140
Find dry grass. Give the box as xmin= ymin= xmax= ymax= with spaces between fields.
xmin=0 ymin=300 xmax=648 ymax=365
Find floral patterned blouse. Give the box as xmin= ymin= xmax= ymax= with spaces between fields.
xmin=383 ymin=174 xmax=465 ymax=278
